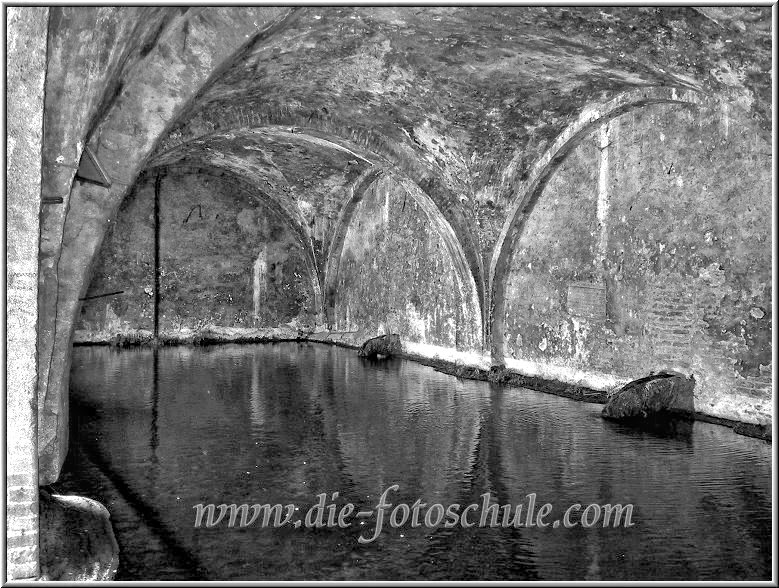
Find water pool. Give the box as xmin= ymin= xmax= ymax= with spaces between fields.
xmin=57 ymin=343 xmax=771 ymax=580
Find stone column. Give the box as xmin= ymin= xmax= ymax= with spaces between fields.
xmin=6 ymin=6 xmax=48 ymax=581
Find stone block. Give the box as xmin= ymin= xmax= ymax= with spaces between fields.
xmin=602 ymin=370 xmax=696 ymax=421
xmin=39 ymin=491 xmax=119 ymax=581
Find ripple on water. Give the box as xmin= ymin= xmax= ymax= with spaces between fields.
xmin=59 ymin=343 xmax=771 ymax=581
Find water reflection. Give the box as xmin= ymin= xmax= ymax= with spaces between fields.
xmin=59 ymin=343 xmax=771 ymax=581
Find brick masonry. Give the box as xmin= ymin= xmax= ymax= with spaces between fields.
xmin=6 ymin=6 xmax=48 ymax=580
xmin=503 ymin=102 xmax=771 ymax=425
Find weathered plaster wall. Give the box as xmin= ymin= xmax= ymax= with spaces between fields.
xmin=502 ymin=102 xmax=772 ymax=424
xmin=76 ymin=172 xmax=315 ymax=334
xmin=149 ymin=129 xmax=372 ymax=276
xmin=6 ymin=7 xmax=48 ymax=580
xmin=334 ymin=175 xmax=480 ymax=352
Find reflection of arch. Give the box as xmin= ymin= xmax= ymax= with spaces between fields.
xmin=323 ymin=168 xmax=484 ymax=350
xmin=142 ymin=163 xmax=324 ymax=317
xmin=489 ymin=87 xmax=709 ymax=363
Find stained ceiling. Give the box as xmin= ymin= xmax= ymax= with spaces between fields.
xmin=145 ymin=6 xmax=772 ymax=263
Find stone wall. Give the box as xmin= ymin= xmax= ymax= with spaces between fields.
xmin=76 ymin=171 xmax=315 ymax=335
xmin=6 ymin=6 xmax=48 ymax=580
xmin=502 ymin=102 xmax=772 ymax=424
xmin=334 ymin=175 xmax=481 ymax=352
xmin=16 ymin=7 xmax=774 ymax=500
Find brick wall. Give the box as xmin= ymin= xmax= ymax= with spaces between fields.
xmin=503 ymin=101 xmax=772 ymax=425
xmin=6 ymin=6 xmax=48 ymax=580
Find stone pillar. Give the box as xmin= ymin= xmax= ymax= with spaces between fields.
xmin=6 ymin=6 xmax=48 ymax=581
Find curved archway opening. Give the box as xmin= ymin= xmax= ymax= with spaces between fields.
xmin=153 ymin=122 xmax=488 ymax=327
xmin=489 ymin=92 xmax=771 ymax=427
xmin=148 ymin=125 xmax=486 ymax=352
xmin=327 ymin=172 xmax=484 ymax=354
xmin=143 ymin=163 xmax=324 ymax=319
xmin=75 ymin=167 xmax=321 ymax=341
xmin=489 ymin=87 xmax=708 ymax=365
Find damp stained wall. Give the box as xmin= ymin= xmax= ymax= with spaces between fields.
xmin=334 ymin=175 xmax=481 ymax=352
xmin=77 ymin=172 xmax=314 ymax=334
xmin=502 ymin=102 xmax=772 ymax=424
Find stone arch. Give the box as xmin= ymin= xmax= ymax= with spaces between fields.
xmin=321 ymin=168 xmax=384 ymax=327
xmin=140 ymin=163 xmax=324 ymax=317
xmin=323 ymin=169 xmax=484 ymax=350
xmin=155 ymin=114 xmax=488 ymax=330
xmin=488 ymin=86 xmax=709 ymax=364
xmin=144 ymin=130 xmax=383 ymax=316
xmin=36 ymin=7 xmax=300 ymax=483
xmin=151 ymin=125 xmax=486 ymax=347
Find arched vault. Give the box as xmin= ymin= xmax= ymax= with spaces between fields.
xmin=36 ymin=6 xmax=772 ymax=484
xmin=488 ymin=87 xmax=711 ymax=362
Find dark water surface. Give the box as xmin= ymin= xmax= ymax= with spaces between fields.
xmin=59 ymin=343 xmax=771 ymax=581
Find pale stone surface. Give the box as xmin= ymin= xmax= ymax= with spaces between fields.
xmin=6 ymin=6 xmax=48 ymax=581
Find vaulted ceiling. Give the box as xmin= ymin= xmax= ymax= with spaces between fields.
xmin=145 ymin=6 xmax=772 ymax=262
xmin=154 ymin=6 xmax=771 ymax=183
xmin=32 ymin=5 xmax=774 ymax=484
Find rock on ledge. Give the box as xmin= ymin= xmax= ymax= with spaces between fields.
xmin=602 ymin=371 xmax=696 ymax=421
xmin=39 ymin=490 xmax=119 ymax=581
xmin=358 ymin=334 xmax=401 ymax=359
